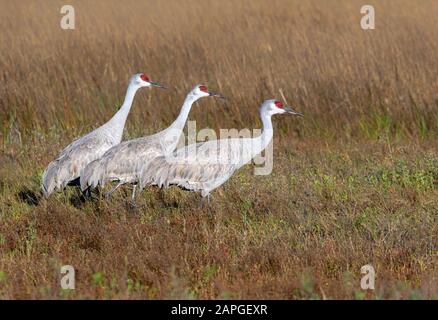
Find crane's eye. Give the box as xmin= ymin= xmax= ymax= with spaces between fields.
xmin=199 ymin=85 xmax=208 ymax=93
xmin=140 ymin=74 xmax=149 ymax=82
xmin=275 ymin=100 xmax=283 ymax=108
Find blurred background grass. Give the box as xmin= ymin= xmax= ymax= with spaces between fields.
xmin=1 ymin=0 xmax=438 ymax=143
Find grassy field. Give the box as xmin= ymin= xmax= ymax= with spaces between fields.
xmin=1 ymin=0 xmax=438 ymax=299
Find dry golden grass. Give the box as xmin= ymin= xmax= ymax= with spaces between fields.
xmin=0 ymin=0 xmax=438 ymax=299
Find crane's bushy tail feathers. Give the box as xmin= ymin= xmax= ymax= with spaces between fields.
xmin=139 ymin=156 xmax=167 ymax=190
xmin=80 ymin=159 xmax=103 ymax=191
xmin=139 ymin=156 xmax=204 ymax=193
xmin=41 ymin=161 xmax=59 ymax=198
xmin=42 ymin=158 xmax=81 ymax=197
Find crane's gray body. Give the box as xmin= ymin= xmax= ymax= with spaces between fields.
xmin=41 ymin=74 xmax=149 ymax=197
xmin=139 ymin=139 xmax=251 ymax=197
xmin=80 ymin=86 xmax=213 ymax=192
xmin=139 ymin=101 xmax=279 ymax=197
xmin=42 ymin=127 xmax=119 ymax=197
xmin=80 ymin=128 xmax=178 ymax=190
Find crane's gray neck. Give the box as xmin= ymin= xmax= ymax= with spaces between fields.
xmin=168 ymin=92 xmax=199 ymax=132
xmin=108 ymin=83 xmax=140 ymax=133
xmin=258 ymin=108 xmax=274 ymax=150
xmin=234 ymin=108 xmax=274 ymax=173
xmin=238 ymin=108 xmax=273 ymax=165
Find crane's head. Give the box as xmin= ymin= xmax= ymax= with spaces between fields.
xmin=131 ymin=73 xmax=167 ymax=89
xmin=192 ymin=85 xmax=225 ymax=100
xmin=262 ymin=99 xmax=303 ymax=116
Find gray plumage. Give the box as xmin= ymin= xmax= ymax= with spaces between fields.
xmin=80 ymin=134 xmax=171 ymax=190
xmin=139 ymin=99 xmax=303 ymax=197
xmin=139 ymin=140 xmax=243 ymax=197
xmin=80 ymin=85 xmax=223 ymax=193
xmin=42 ymin=132 xmax=116 ymax=197
xmin=42 ymin=73 xmax=161 ymax=197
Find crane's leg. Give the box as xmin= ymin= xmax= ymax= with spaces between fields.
xmin=104 ymin=182 xmax=123 ymax=199
xmin=82 ymin=186 xmax=92 ymax=199
xmin=128 ymin=184 xmax=146 ymax=210
xmin=206 ymin=194 xmax=214 ymax=217
xmin=128 ymin=185 xmax=138 ymax=208
xmin=86 ymin=186 xmax=101 ymax=201
xmin=131 ymin=185 xmax=137 ymax=201
xmin=74 ymin=186 xmax=83 ymax=202
xmin=199 ymin=195 xmax=205 ymax=208
xmin=199 ymin=192 xmax=212 ymax=210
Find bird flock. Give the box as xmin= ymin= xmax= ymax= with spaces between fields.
xmin=42 ymin=73 xmax=302 ymax=202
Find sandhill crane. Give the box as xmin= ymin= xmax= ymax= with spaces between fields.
xmin=138 ymin=99 xmax=302 ymax=199
xmin=41 ymin=73 xmax=166 ymax=197
xmin=80 ymin=84 xmax=225 ymax=199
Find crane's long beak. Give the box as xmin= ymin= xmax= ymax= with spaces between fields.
xmin=150 ymin=81 xmax=168 ymax=89
xmin=208 ymin=91 xmax=226 ymax=100
xmin=284 ymin=107 xmax=303 ymax=117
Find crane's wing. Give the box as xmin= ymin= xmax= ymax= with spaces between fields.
xmin=94 ymin=136 xmax=163 ymax=184
xmin=82 ymin=126 xmax=184 ymax=187
xmin=139 ymin=138 xmax=249 ymax=195
xmin=42 ymin=132 xmax=115 ymax=197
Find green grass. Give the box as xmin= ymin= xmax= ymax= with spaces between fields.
xmin=4 ymin=135 xmax=437 ymax=299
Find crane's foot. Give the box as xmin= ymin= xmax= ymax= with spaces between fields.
xmin=128 ymin=200 xmax=137 ymax=209
xmin=127 ymin=199 xmax=146 ymax=210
